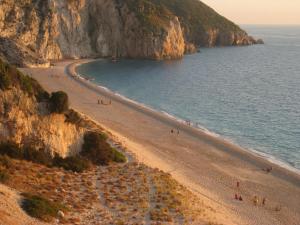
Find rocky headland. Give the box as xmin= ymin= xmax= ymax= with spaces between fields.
xmin=0 ymin=0 xmax=262 ymax=67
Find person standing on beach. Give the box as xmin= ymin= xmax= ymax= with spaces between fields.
xmin=253 ymin=196 xmax=259 ymax=206
xmin=275 ymin=205 xmax=281 ymax=211
xmin=262 ymin=197 xmax=266 ymax=206
xmin=235 ymin=193 xmax=238 ymax=200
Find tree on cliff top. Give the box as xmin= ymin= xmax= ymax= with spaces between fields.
xmin=50 ymin=91 xmax=69 ymax=114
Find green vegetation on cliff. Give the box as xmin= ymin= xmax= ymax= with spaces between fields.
xmin=124 ymin=0 xmax=174 ymax=34
xmin=0 ymin=59 xmax=126 ymax=172
xmin=124 ymin=0 xmax=244 ymax=45
xmin=50 ymin=91 xmax=69 ymax=113
xmin=81 ymin=131 xmax=126 ymax=165
xmin=22 ymin=193 xmax=67 ymax=222
xmin=0 ymin=134 xmax=125 ymax=173
xmin=0 ymin=59 xmax=49 ymax=101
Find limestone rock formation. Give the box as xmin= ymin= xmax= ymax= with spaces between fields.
xmin=0 ymin=0 xmax=185 ymax=65
xmin=0 ymin=87 xmax=85 ymax=157
xmin=0 ymin=59 xmax=101 ymax=157
xmin=0 ymin=0 xmax=262 ymax=66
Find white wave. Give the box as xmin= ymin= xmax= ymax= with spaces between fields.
xmin=246 ymin=147 xmax=300 ymax=174
xmin=161 ymin=111 xmax=186 ymax=124
xmin=194 ymin=124 xmax=220 ymax=138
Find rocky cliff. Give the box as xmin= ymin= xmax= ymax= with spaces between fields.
xmin=0 ymin=88 xmax=85 ymax=157
xmin=0 ymin=59 xmax=98 ymax=157
xmin=0 ymin=0 xmax=261 ymax=66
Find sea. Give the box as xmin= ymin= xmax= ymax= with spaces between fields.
xmin=77 ymin=25 xmax=300 ymax=172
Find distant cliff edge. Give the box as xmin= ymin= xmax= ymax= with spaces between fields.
xmin=0 ymin=0 xmax=263 ymax=66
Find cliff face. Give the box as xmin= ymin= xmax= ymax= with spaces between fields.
xmin=0 ymin=0 xmax=185 ymax=65
xmin=0 ymin=88 xmax=84 ymax=157
xmin=150 ymin=0 xmax=260 ymax=48
xmin=0 ymin=59 xmax=101 ymax=157
xmin=0 ymin=0 xmax=260 ymax=66
xmin=204 ymin=29 xmax=257 ymax=47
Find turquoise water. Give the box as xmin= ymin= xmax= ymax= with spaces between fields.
xmin=77 ymin=26 xmax=300 ymax=171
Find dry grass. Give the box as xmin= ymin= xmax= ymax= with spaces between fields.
xmin=3 ymin=157 xmax=218 ymax=224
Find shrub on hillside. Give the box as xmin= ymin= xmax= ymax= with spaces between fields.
xmin=81 ymin=131 xmax=113 ymax=165
xmin=22 ymin=193 xmax=66 ymax=222
xmin=23 ymin=147 xmax=52 ymax=166
xmin=52 ymin=154 xmax=90 ymax=173
xmin=0 ymin=60 xmax=11 ymax=90
xmin=50 ymin=91 xmax=69 ymax=113
xmin=0 ymin=142 xmax=52 ymax=165
xmin=0 ymin=170 xmax=9 ymax=183
xmin=112 ymin=148 xmax=126 ymax=163
xmin=0 ymin=141 xmax=24 ymax=159
xmin=81 ymin=131 xmax=126 ymax=165
xmin=0 ymin=141 xmax=91 ymax=173
xmin=0 ymin=155 xmax=12 ymax=168
xmin=0 ymin=59 xmax=50 ymax=101
xmin=19 ymin=74 xmax=34 ymax=95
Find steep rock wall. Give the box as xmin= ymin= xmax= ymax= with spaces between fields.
xmin=0 ymin=88 xmax=85 ymax=157
xmin=0 ymin=0 xmax=260 ymax=66
xmin=203 ymin=29 xmax=257 ymax=47
xmin=0 ymin=0 xmax=185 ymax=65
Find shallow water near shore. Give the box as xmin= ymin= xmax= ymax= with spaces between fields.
xmin=77 ymin=25 xmax=300 ymax=172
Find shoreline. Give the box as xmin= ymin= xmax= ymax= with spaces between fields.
xmin=69 ymin=59 xmax=300 ymax=185
xmin=73 ymin=59 xmax=300 ymax=176
xmin=23 ymin=59 xmax=300 ymax=225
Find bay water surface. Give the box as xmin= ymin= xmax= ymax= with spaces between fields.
xmin=77 ymin=25 xmax=300 ymax=172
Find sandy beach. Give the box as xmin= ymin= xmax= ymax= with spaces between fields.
xmin=22 ymin=60 xmax=300 ymax=225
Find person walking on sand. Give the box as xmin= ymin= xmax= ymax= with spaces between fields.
xmin=275 ymin=205 xmax=281 ymax=211
xmin=98 ymin=99 xmax=100 ymax=105
xmin=263 ymin=166 xmax=273 ymax=173
xmin=177 ymin=129 xmax=179 ymax=135
xmin=236 ymin=181 xmax=240 ymax=188
xmin=235 ymin=193 xmax=238 ymax=200
xmin=253 ymin=196 xmax=259 ymax=206
xmin=239 ymin=195 xmax=243 ymax=201
xmin=262 ymin=197 xmax=266 ymax=206
xmin=267 ymin=166 xmax=273 ymax=173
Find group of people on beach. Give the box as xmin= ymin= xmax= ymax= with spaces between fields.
xmin=252 ymin=195 xmax=267 ymax=206
xmin=98 ymin=99 xmax=112 ymax=105
xmin=185 ymin=120 xmax=202 ymax=128
xmin=185 ymin=120 xmax=191 ymax=126
xmin=262 ymin=166 xmax=273 ymax=173
xmin=234 ymin=181 xmax=268 ymax=207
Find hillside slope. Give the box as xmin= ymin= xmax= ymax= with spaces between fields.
xmin=0 ymin=0 xmax=261 ymax=65
xmin=0 ymin=58 xmax=96 ymax=157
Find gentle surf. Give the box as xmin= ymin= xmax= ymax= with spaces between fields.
xmin=77 ymin=25 xmax=300 ymax=172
